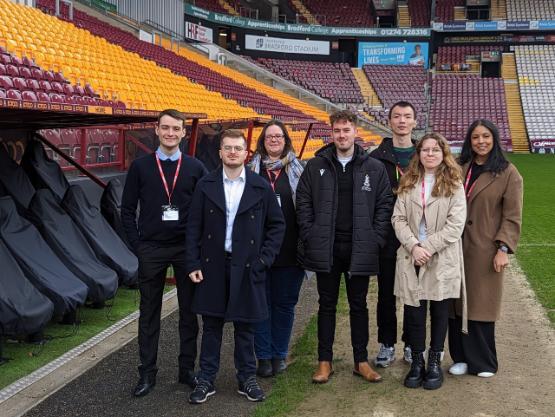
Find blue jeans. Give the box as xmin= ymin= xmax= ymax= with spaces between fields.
xmin=254 ymin=266 xmax=304 ymax=360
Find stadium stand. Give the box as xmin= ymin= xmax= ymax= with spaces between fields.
xmin=501 ymin=52 xmax=529 ymax=153
xmin=436 ymin=45 xmax=505 ymax=71
xmin=254 ymin=58 xmax=364 ymax=104
xmin=194 ymin=0 xmax=238 ymax=16
xmin=362 ymin=65 xmax=428 ymax=129
xmin=294 ymin=0 xmax=375 ymax=27
xmin=514 ymin=44 xmax=555 ymax=150
xmin=434 ymin=0 xmax=465 ymax=22
xmin=408 ymin=0 xmax=432 ymax=27
xmin=430 ymin=74 xmax=511 ymax=149
xmin=506 ymin=0 xmax=555 ymax=20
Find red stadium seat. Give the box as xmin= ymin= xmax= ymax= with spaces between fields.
xmin=0 ymin=54 xmax=11 ymax=65
xmin=13 ymin=77 xmax=27 ymax=90
xmin=0 ymin=75 xmax=14 ymax=90
xmin=51 ymin=81 xmax=65 ymax=93
xmin=22 ymin=90 xmax=38 ymax=102
xmin=26 ymin=78 xmax=41 ymax=91
xmin=63 ymin=84 xmax=75 ymax=96
xmin=6 ymin=64 xmax=19 ymax=77
xmin=39 ymin=80 xmax=52 ymax=92
xmin=19 ymin=66 xmax=32 ymax=79
xmin=31 ymin=67 xmax=45 ymax=80
xmin=0 ymin=89 xmax=5 ymax=99
xmin=36 ymin=91 xmax=50 ymax=102
xmin=0 ymin=63 xmax=6 ymax=76
xmin=7 ymin=89 xmax=22 ymax=100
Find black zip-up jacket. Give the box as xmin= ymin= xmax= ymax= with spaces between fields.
xmin=296 ymin=143 xmax=393 ymax=275
xmin=369 ymin=137 xmax=417 ymax=257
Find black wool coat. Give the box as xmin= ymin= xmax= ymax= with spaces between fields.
xmin=186 ymin=168 xmax=285 ymax=322
xmin=296 ymin=143 xmax=393 ymax=275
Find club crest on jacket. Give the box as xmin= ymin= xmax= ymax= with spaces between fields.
xmin=361 ymin=174 xmax=372 ymax=192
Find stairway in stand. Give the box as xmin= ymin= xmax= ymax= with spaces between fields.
xmin=454 ymin=6 xmax=466 ymax=20
xmin=352 ymin=68 xmax=382 ymax=108
xmin=290 ymin=0 xmax=320 ymax=24
xmin=490 ymin=0 xmax=507 ymax=20
xmin=397 ymin=3 xmax=411 ymax=27
xmin=502 ymin=53 xmax=530 ymax=153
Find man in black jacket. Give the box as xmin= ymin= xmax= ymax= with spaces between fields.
xmin=121 ymin=109 xmax=207 ymax=397
xmin=296 ymin=110 xmax=393 ymax=384
xmin=369 ymin=101 xmax=418 ymax=368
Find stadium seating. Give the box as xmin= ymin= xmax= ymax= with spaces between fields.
xmin=434 ymin=0 xmax=465 ymax=22
xmin=362 ymin=65 xmax=428 ymax=129
xmin=429 ymin=74 xmax=511 ymax=149
xmin=507 ymin=0 xmax=555 ymax=20
xmin=255 ymin=58 xmax=364 ymax=104
xmin=514 ymin=44 xmax=555 ymax=150
xmin=297 ymin=0 xmax=375 ymax=27
xmin=408 ymin=0 xmax=432 ymax=27
xmin=437 ymin=45 xmax=505 ymax=67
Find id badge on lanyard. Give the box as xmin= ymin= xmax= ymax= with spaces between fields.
xmin=156 ymin=154 xmax=182 ymax=222
xmin=267 ymin=168 xmax=282 ymax=207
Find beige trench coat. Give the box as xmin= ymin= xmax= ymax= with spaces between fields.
xmin=392 ymin=180 xmax=467 ymax=332
xmin=455 ymin=162 xmax=523 ymax=322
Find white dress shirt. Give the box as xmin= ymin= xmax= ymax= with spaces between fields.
xmin=223 ymin=167 xmax=246 ymax=252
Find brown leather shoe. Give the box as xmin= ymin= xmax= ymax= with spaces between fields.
xmin=312 ymin=361 xmax=334 ymax=384
xmin=353 ymin=361 xmax=382 ymax=383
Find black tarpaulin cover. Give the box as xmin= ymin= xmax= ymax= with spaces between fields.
xmin=0 ymin=239 xmax=54 ymax=336
xmin=21 ymin=139 xmax=70 ymax=202
xmin=63 ymin=185 xmax=138 ymax=286
xmin=28 ymin=189 xmax=118 ymax=302
xmin=0 ymin=196 xmax=88 ymax=315
xmin=100 ymin=178 xmax=133 ymax=252
xmin=0 ymin=146 xmax=35 ymax=210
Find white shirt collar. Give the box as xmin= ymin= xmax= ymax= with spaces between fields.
xmin=223 ymin=166 xmax=246 ymax=183
xmin=156 ymin=147 xmax=181 ymax=161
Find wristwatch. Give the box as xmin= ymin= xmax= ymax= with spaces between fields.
xmin=498 ymin=243 xmax=509 ymax=253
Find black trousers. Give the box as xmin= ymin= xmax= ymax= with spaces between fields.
xmin=404 ymin=299 xmax=450 ymax=353
xmin=197 ymin=256 xmax=256 ymax=384
xmin=448 ymin=316 xmax=497 ymax=374
xmin=316 ymin=239 xmax=370 ymax=363
xmin=376 ymin=255 xmax=410 ymax=346
xmin=137 ymin=243 xmax=198 ymax=378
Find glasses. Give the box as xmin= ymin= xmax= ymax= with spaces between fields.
xmin=222 ymin=145 xmax=245 ymax=153
xmin=420 ymin=147 xmax=442 ymax=154
xmin=265 ymin=134 xmax=284 ymax=140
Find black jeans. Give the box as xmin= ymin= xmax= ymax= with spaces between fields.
xmin=376 ymin=255 xmax=398 ymax=346
xmin=316 ymin=239 xmax=370 ymax=363
xmin=137 ymin=243 xmax=198 ymax=378
xmin=403 ymin=299 xmax=450 ymax=353
xmin=198 ymin=256 xmax=256 ymax=384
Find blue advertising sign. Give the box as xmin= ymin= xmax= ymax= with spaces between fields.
xmin=358 ymin=42 xmax=429 ymax=68
xmin=474 ymin=21 xmax=499 ymax=31
xmin=538 ymin=21 xmax=555 ymax=30
xmin=506 ymin=21 xmax=530 ymax=30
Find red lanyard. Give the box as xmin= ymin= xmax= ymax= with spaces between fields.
xmin=421 ymin=179 xmax=427 ymax=213
xmin=156 ymin=154 xmax=182 ymax=205
xmin=395 ymin=164 xmax=404 ymax=182
xmin=463 ymin=165 xmax=476 ymax=199
xmin=266 ymin=168 xmax=282 ymax=192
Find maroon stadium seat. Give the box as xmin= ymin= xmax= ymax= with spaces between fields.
xmin=7 ymin=89 xmax=22 ymax=100
xmin=13 ymin=77 xmax=27 ymax=90
xmin=22 ymin=90 xmax=38 ymax=102
xmin=0 ymin=75 xmax=14 ymax=90
xmin=36 ymin=91 xmax=50 ymax=102
xmin=31 ymin=67 xmax=45 ymax=80
xmin=6 ymin=64 xmax=19 ymax=77
xmin=19 ymin=66 xmax=32 ymax=79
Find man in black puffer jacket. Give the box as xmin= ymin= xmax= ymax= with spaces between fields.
xmin=296 ymin=110 xmax=393 ymax=384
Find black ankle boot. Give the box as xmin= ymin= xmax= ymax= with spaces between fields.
xmin=404 ymin=351 xmax=425 ymax=388
xmin=423 ymin=350 xmax=443 ymax=390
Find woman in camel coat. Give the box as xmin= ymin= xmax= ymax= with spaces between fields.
xmin=448 ymin=119 xmax=523 ymax=379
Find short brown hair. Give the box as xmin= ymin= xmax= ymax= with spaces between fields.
xmin=329 ymin=109 xmax=358 ymax=127
xmin=158 ymin=109 xmax=186 ymax=127
xmin=220 ymin=129 xmax=247 ymax=148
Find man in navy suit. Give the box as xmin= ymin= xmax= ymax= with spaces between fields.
xmin=186 ymin=129 xmax=285 ymax=404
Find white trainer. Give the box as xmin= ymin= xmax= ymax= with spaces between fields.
xmin=403 ymin=345 xmax=412 ymax=364
xmin=374 ymin=344 xmax=395 ymax=367
xmin=448 ymin=362 xmax=468 ymax=375
xmin=477 ymin=371 xmax=495 ymax=378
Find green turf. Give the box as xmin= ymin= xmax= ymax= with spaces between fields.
xmin=508 ymin=154 xmax=555 ymax=324
xmin=0 ymin=287 xmax=144 ymax=389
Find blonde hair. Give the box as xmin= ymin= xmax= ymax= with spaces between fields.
xmin=396 ymin=132 xmax=462 ymax=197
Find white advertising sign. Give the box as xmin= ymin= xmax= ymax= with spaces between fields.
xmin=245 ymin=35 xmax=330 ymax=55
xmin=185 ymin=22 xmax=213 ymax=43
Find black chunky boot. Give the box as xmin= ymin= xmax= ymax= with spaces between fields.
xmin=404 ymin=351 xmax=425 ymax=388
xmin=423 ymin=350 xmax=443 ymax=390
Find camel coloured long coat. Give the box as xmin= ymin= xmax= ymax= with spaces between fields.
xmin=455 ymin=162 xmax=523 ymax=322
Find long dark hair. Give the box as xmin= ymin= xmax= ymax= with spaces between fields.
xmin=255 ymin=119 xmax=294 ymax=159
xmin=459 ymin=119 xmax=509 ymax=174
